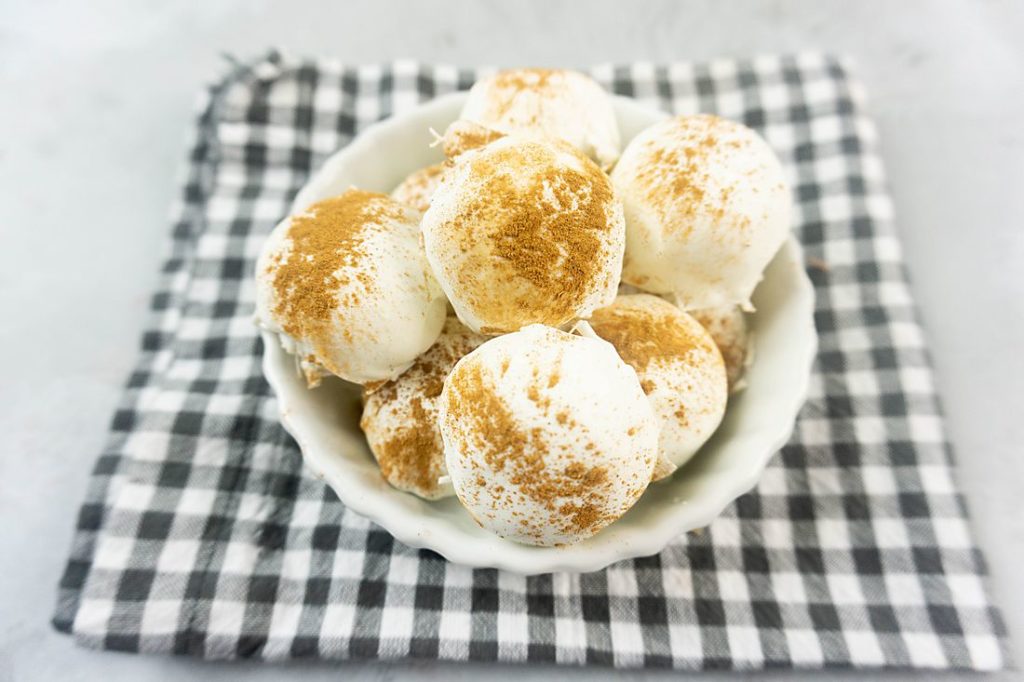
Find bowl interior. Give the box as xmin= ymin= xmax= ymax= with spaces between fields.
xmin=264 ymin=93 xmax=816 ymax=573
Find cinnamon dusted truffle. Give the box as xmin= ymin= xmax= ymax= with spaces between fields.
xmin=589 ymin=295 xmax=728 ymax=481
xmin=439 ymin=324 xmax=658 ymax=546
xmin=255 ymin=189 xmax=447 ymax=385
xmin=461 ymin=68 xmax=620 ymax=168
xmin=390 ymin=162 xmax=447 ymax=213
xmin=422 ymin=136 xmax=625 ymax=335
xmin=440 ymin=120 xmax=505 ymax=160
xmin=611 ymin=114 xmax=791 ymax=310
xmin=360 ymin=318 xmax=486 ymax=500
xmin=618 ymin=287 xmax=755 ymax=392
xmin=689 ymin=304 xmax=753 ymax=393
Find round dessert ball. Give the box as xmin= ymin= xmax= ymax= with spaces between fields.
xmin=461 ymin=68 xmax=620 ymax=168
xmin=611 ymin=114 xmax=791 ymax=310
xmin=390 ymin=162 xmax=447 ymax=213
xmin=588 ymin=295 xmax=728 ymax=480
xmin=360 ymin=318 xmax=487 ymax=500
xmin=255 ymin=188 xmax=447 ymax=385
xmin=440 ymin=120 xmax=506 ymax=160
xmin=422 ymin=136 xmax=625 ymax=335
xmin=689 ymin=304 xmax=753 ymax=393
xmin=439 ymin=324 xmax=658 ymax=546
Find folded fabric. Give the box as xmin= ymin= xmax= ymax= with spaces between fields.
xmin=53 ymin=51 xmax=1006 ymax=671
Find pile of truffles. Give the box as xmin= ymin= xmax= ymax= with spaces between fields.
xmin=256 ymin=68 xmax=790 ymax=547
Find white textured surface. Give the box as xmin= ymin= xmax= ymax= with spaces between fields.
xmin=422 ymin=134 xmax=624 ymax=334
xmin=461 ymin=68 xmax=621 ymax=167
xmin=360 ymin=317 xmax=485 ymax=500
xmin=255 ymin=194 xmax=447 ymax=385
xmin=0 ymin=1 xmax=1021 ymax=680
xmin=588 ymin=295 xmax=728 ymax=478
xmin=440 ymin=324 xmax=659 ymax=547
xmin=612 ymin=115 xmax=792 ymax=309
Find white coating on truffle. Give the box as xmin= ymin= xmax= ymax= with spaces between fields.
xmin=439 ymin=324 xmax=658 ymax=546
xmin=461 ymin=68 xmax=620 ymax=168
xmin=422 ymin=136 xmax=624 ymax=335
xmin=361 ymin=318 xmax=487 ymax=499
xmin=611 ymin=114 xmax=791 ymax=310
xmin=589 ymin=295 xmax=728 ymax=480
xmin=255 ymin=190 xmax=447 ymax=385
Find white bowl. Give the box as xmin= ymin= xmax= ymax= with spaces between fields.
xmin=261 ymin=92 xmax=817 ymax=574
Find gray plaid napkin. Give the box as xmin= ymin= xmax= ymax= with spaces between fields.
xmin=53 ymin=50 xmax=1008 ymax=671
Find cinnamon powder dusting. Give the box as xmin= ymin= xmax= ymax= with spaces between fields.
xmin=391 ymin=163 xmax=447 ymax=212
xmin=690 ymin=307 xmax=749 ymax=389
xmin=441 ymin=120 xmax=506 ymax=159
xmin=635 ymin=115 xmax=752 ymax=234
xmin=491 ymin=68 xmax=556 ymax=92
xmin=361 ymin=319 xmax=485 ymax=499
xmin=444 ymin=359 xmax=614 ymax=538
xmin=269 ymin=189 xmax=406 ymax=362
xmin=484 ymin=68 xmax=558 ymax=119
xmin=444 ymin=141 xmax=617 ymax=332
xmin=588 ymin=297 xmax=709 ymax=371
xmin=371 ymin=397 xmax=441 ymax=494
xmin=589 ymin=297 xmax=726 ymax=456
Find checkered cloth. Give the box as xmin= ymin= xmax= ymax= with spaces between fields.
xmin=53 ymin=50 xmax=1008 ymax=671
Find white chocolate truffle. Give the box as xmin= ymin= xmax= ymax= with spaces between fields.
xmin=440 ymin=120 xmax=505 ymax=160
xmin=620 ymin=289 xmax=753 ymax=392
xmin=589 ymin=295 xmax=728 ymax=481
xmin=619 ymin=289 xmax=754 ymax=392
xmin=461 ymin=68 xmax=620 ymax=168
xmin=255 ymin=189 xmax=447 ymax=385
xmin=390 ymin=163 xmax=447 ymax=213
xmin=422 ymin=136 xmax=625 ymax=335
xmin=439 ymin=324 xmax=658 ymax=546
xmin=360 ymin=318 xmax=487 ymax=500
xmin=611 ymin=114 xmax=791 ymax=310
xmin=689 ymin=305 xmax=753 ymax=393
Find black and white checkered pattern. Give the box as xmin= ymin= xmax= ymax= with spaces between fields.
xmin=53 ymin=51 xmax=1008 ymax=670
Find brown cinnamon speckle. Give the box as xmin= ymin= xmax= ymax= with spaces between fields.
xmin=438 ymin=140 xmax=619 ymax=333
xmin=444 ymin=358 xmax=616 ymax=537
xmin=269 ymin=189 xmax=406 ymax=368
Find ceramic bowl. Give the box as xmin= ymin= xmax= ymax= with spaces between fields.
xmin=261 ymin=92 xmax=817 ymax=574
